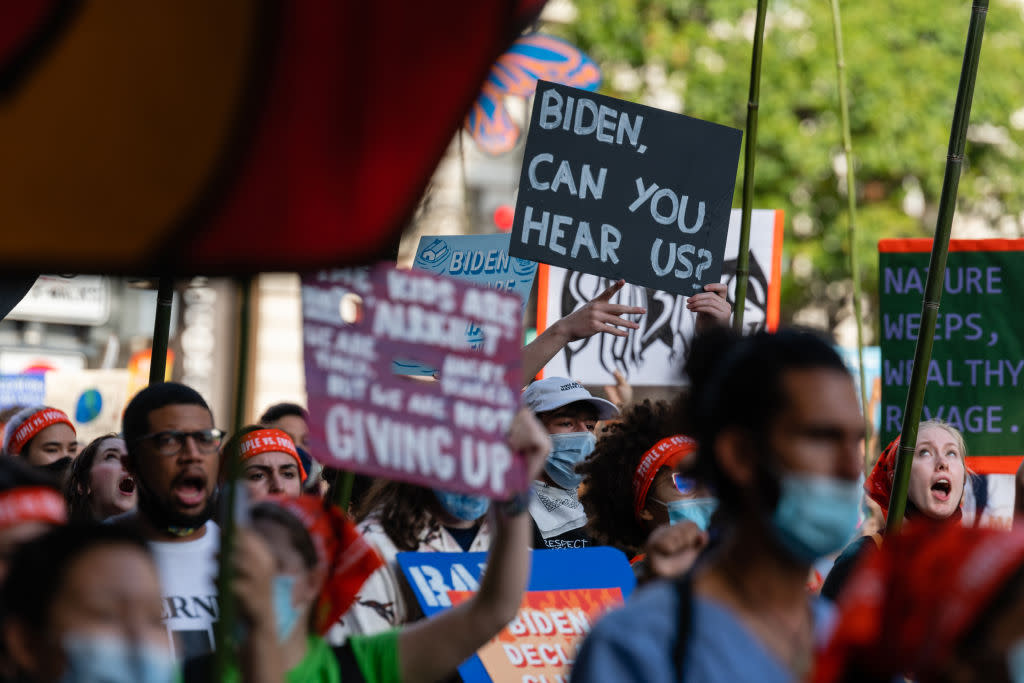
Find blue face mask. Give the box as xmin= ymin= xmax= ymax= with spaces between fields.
xmin=61 ymin=633 xmax=176 ymax=683
xmin=433 ymin=490 xmax=491 ymax=521
xmin=772 ymin=473 xmax=860 ymax=563
xmin=272 ymin=574 xmax=301 ymax=642
xmin=665 ymin=497 xmax=718 ymax=531
xmin=544 ymin=431 xmax=597 ymax=490
xmin=1008 ymin=638 xmax=1024 ymax=683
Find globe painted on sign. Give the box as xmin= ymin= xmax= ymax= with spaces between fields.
xmin=75 ymin=388 xmax=103 ymax=423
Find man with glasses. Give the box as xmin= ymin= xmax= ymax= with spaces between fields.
xmin=117 ymin=381 xmax=226 ymax=661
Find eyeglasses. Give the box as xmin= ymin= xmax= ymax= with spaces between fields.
xmin=137 ymin=429 xmax=225 ymax=456
xmin=672 ymin=473 xmax=696 ymax=495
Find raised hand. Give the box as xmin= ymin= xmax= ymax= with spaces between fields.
xmin=556 ymin=279 xmax=646 ymax=341
xmin=688 ymin=282 xmax=732 ymax=333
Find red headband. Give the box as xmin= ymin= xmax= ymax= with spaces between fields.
xmin=633 ymin=435 xmax=697 ymax=519
xmin=272 ymin=496 xmax=384 ymax=635
xmin=0 ymin=486 xmax=68 ymax=530
xmin=240 ymin=428 xmax=306 ymax=482
xmin=7 ymin=408 xmax=75 ymax=456
xmin=865 ymin=434 xmax=963 ymax=524
xmin=813 ymin=523 xmax=1024 ymax=683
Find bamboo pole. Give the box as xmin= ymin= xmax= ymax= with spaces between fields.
xmin=733 ymin=0 xmax=769 ymax=332
xmin=212 ymin=275 xmax=253 ymax=679
xmin=887 ymin=0 xmax=988 ymax=533
xmin=828 ymin=0 xmax=871 ymax=468
xmin=148 ymin=276 xmax=174 ymax=385
xmin=334 ymin=470 xmax=356 ymax=511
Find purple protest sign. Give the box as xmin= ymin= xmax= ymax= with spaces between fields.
xmin=301 ymin=263 xmax=526 ymax=497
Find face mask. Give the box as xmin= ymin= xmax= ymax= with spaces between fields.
xmin=272 ymin=574 xmax=301 ymax=642
xmin=61 ymin=633 xmax=176 ymax=683
xmin=37 ymin=456 xmax=73 ymax=478
xmin=772 ymin=473 xmax=860 ymax=563
xmin=433 ymin=490 xmax=490 ymax=521
xmin=665 ymin=497 xmax=718 ymax=531
xmin=543 ymin=431 xmax=597 ymax=490
xmin=1007 ymin=637 xmax=1024 ymax=683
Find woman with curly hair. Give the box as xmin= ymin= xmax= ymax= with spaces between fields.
xmin=577 ymin=399 xmax=714 ymax=562
xmin=326 ymin=477 xmax=496 ymax=643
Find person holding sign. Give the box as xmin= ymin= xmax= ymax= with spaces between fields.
xmin=331 ymin=478 xmax=499 ymax=639
xmin=188 ymin=407 xmax=551 ymax=683
xmin=573 ymin=327 xmax=865 ymax=682
xmin=522 ymin=376 xmax=620 ymax=550
xmin=821 ymin=420 xmax=968 ymax=601
xmin=522 ymin=278 xmax=732 ymax=384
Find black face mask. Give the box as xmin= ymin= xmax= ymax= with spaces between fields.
xmin=135 ymin=477 xmax=217 ymax=537
xmin=36 ymin=456 xmax=73 ymax=481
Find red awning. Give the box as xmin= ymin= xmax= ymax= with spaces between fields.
xmin=0 ymin=0 xmax=545 ymax=274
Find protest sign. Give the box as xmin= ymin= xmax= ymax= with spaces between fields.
xmin=399 ymin=234 xmax=539 ymax=376
xmin=0 ymin=374 xmax=45 ymax=409
xmin=301 ymin=263 xmax=527 ymax=496
xmin=43 ymin=370 xmax=132 ymax=445
xmin=879 ymin=239 xmax=1024 ymax=474
xmin=413 ymin=233 xmax=538 ymax=306
xmin=509 ymin=80 xmax=742 ymax=296
xmin=397 ymin=547 xmax=635 ymax=683
xmin=536 ymin=209 xmax=783 ymax=385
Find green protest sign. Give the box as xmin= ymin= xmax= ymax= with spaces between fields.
xmin=879 ymin=238 xmax=1024 ymax=473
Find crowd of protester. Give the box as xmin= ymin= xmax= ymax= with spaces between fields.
xmin=2 ymin=280 xmax=1024 ymax=683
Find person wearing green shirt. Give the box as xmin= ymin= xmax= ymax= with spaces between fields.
xmin=186 ymin=407 xmax=550 ymax=682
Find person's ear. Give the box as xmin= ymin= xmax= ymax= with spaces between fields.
xmin=713 ymin=429 xmax=757 ymax=487
xmin=4 ymin=619 xmax=42 ymax=676
xmin=638 ymin=507 xmax=655 ymax=522
xmin=296 ymin=564 xmax=328 ymax=610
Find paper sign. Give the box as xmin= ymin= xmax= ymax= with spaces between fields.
xmin=400 ymin=233 xmax=539 ymax=376
xmin=509 ymin=80 xmax=742 ymax=296
xmin=536 ymin=209 xmax=783 ymax=385
xmin=301 ymin=263 xmax=526 ymax=496
xmin=6 ymin=275 xmax=111 ymax=325
xmin=42 ymin=370 xmax=132 ymax=445
xmin=397 ymin=547 xmax=635 ymax=683
xmin=450 ymin=589 xmax=623 ymax=683
xmin=879 ymin=239 xmax=1024 ymax=474
xmin=413 ymin=233 xmax=538 ymax=306
xmin=0 ymin=374 xmax=46 ymax=409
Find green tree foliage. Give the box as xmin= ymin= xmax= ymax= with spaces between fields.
xmin=558 ymin=0 xmax=1024 ymax=335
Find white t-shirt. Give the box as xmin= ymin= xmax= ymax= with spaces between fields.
xmin=148 ymin=521 xmax=221 ymax=660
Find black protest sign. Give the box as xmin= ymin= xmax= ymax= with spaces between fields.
xmin=509 ymin=81 xmax=742 ymax=296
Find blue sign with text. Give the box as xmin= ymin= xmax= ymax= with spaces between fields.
xmin=397 ymin=547 xmax=635 ymax=682
xmin=397 ymin=234 xmax=538 ymax=376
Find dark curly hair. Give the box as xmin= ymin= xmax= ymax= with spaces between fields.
xmin=577 ymin=399 xmax=683 ymax=557
xmin=353 ymin=479 xmax=448 ymax=552
xmin=65 ymin=433 xmax=122 ymax=523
